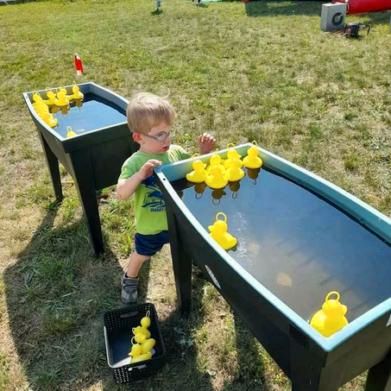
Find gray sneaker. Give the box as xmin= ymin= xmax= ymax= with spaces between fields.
xmin=121 ymin=274 xmax=139 ymax=304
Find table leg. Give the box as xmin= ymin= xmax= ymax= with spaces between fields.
xmin=167 ymin=213 xmax=192 ymax=316
xmin=291 ymin=372 xmax=340 ymax=391
xmin=290 ymin=327 xmax=340 ymax=391
xmin=70 ymin=150 xmax=104 ymax=256
xmin=365 ymin=351 xmax=391 ymax=391
xmin=39 ymin=133 xmax=63 ymax=202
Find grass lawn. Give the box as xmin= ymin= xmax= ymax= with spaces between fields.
xmin=0 ymin=0 xmax=390 ymax=390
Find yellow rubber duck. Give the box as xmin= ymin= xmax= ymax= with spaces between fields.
xmin=227 ymin=158 xmax=245 ymax=182
xmin=44 ymin=90 xmax=57 ymax=106
xmin=34 ymin=101 xmax=49 ymax=117
xmin=40 ymin=111 xmax=58 ymax=128
xmin=310 ymin=291 xmax=348 ymax=337
xmin=67 ymin=85 xmax=84 ymax=101
xmin=129 ymin=343 xmax=143 ymax=358
xmin=55 ymin=88 xmax=70 ymax=107
xmin=224 ymin=146 xmax=243 ymax=168
xmin=205 ymin=165 xmax=228 ymax=189
xmin=207 ymin=154 xmax=225 ymax=172
xmin=208 ymin=212 xmax=237 ymax=250
xmin=32 ymin=98 xmax=57 ymax=128
xmin=32 ymin=92 xmax=43 ymax=106
xmin=130 ymin=351 xmax=152 ymax=363
xmin=186 ymin=160 xmax=207 ymax=183
xmin=66 ymin=126 xmax=77 ymax=138
xmin=243 ymin=145 xmax=263 ymax=169
xmin=32 ymin=93 xmax=49 ymax=113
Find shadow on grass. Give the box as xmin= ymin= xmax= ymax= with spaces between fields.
xmin=244 ymin=0 xmax=322 ymax=17
xmin=221 ymin=312 xmax=268 ymax=390
xmin=195 ymin=2 xmax=209 ymax=8
xmin=190 ymin=271 xmax=271 ymax=390
xmin=4 ymin=208 xmax=213 ymax=390
xmin=151 ymin=8 xmax=164 ymax=15
xmin=4 ymin=207 xmax=122 ymax=389
xmin=349 ymin=10 xmax=391 ymax=26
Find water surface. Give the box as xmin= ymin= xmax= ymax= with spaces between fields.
xmin=173 ymin=168 xmax=391 ymax=321
xmin=51 ymin=93 xmax=126 ymax=138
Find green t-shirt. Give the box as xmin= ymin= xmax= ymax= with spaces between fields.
xmin=118 ymin=145 xmax=190 ymax=235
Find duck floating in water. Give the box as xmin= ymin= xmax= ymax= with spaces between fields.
xmin=186 ymin=160 xmax=207 ymax=183
xmin=32 ymin=92 xmax=42 ymax=104
xmin=34 ymin=100 xmax=49 ymax=116
xmin=208 ymin=212 xmax=237 ymax=250
xmin=40 ymin=111 xmax=58 ymax=128
xmin=32 ymin=94 xmax=57 ymax=127
xmin=310 ymin=291 xmax=348 ymax=337
xmin=243 ymin=145 xmax=263 ymax=169
xmin=224 ymin=146 xmax=243 ymax=168
xmin=227 ymin=158 xmax=245 ymax=182
xmin=55 ymin=88 xmax=70 ymax=107
xmin=45 ymin=90 xmax=57 ymax=106
xmin=207 ymin=154 xmax=225 ymax=172
xmin=67 ymin=85 xmax=84 ymax=101
xmin=206 ymin=165 xmax=228 ymax=189
xmin=66 ymin=126 xmax=77 ymax=138
xmin=32 ymin=93 xmax=46 ymax=110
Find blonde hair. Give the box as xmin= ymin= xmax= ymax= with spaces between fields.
xmin=126 ymin=92 xmax=176 ymax=134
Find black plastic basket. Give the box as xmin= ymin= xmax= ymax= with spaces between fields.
xmin=104 ymin=303 xmax=166 ymax=384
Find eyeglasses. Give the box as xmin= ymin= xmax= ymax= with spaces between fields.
xmin=143 ymin=131 xmax=172 ymax=144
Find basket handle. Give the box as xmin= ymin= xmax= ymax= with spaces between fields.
xmin=128 ymin=364 xmax=147 ymax=372
xmin=119 ymin=311 xmax=139 ymax=319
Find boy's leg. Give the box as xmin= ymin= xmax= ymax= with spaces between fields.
xmin=126 ymin=251 xmax=149 ymax=278
xmin=121 ymin=251 xmax=149 ymax=304
xmin=121 ymin=231 xmax=169 ymax=304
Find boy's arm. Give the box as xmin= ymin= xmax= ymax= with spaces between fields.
xmin=116 ymin=172 xmax=144 ymax=200
xmin=116 ymin=159 xmax=162 ymax=200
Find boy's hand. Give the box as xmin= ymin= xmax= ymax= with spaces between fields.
xmin=198 ymin=132 xmax=216 ymax=155
xmin=138 ymin=159 xmax=162 ymax=180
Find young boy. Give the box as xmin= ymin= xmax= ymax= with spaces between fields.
xmin=116 ymin=92 xmax=215 ymax=304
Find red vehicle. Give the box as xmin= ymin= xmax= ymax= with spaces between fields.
xmin=333 ymin=0 xmax=391 ymax=14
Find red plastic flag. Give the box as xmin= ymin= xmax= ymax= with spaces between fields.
xmin=74 ymin=54 xmax=84 ymax=76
